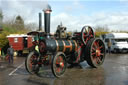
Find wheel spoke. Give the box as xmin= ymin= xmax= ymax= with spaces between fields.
xmin=90 ymin=34 xmax=93 ymax=37
xmin=81 ymin=26 xmax=94 ymax=45
xmin=83 ymin=33 xmax=86 ymax=38
xmin=100 ymin=53 xmax=104 ymax=56
xmin=59 ymin=56 xmax=63 ymax=62
xmin=94 ymin=42 xmax=97 ymax=46
xmin=85 ymin=37 xmax=89 ymax=43
xmin=56 ymin=68 xmax=60 ymax=73
xmin=29 ymin=55 xmax=37 ymax=68
xmin=56 ymin=58 xmax=60 ymax=65
xmin=93 ymin=56 xmax=97 ymax=64
xmin=85 ymin=38 xmax=105 ymax=68
xmin=92 ymin=55 xmax=96 ymax=60
xmin=89 ymin=28 xmax=92 ymax=34
xmin=52 ymin=52 xmax=67 ymax=77
xmin=97 ymin=41 xmax=100 ymax=47
xmin=61 ymin=67 xmax=64 ymax=71
xmin=92 ymin=52 xmax=96 ymax=56
xmin=93 ymin=42 xmax=97 ymax=49
xmin=97 ymin=57 xmax=102 ymax=64
xmin=92 ymin=47 xmax=96 ymax=51
xmin=99 ymin=46 xmax=103 ymax=49
xmin=95 ymin=56 xmax=101 ymax=64
xmin=56 ymin=61 xmax=60 ymax=65
xmin=29 ymin=63 xmax=32 ymax=68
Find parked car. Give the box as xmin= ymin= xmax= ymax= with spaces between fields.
xmin=100 ymin=33 xmax=128 ymax=53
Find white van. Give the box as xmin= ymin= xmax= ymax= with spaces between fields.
xmin=100 ymin=33 xmax=128 ymax=53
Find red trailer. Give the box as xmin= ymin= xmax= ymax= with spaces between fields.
xmin=7 ymin=34 xmax=34 ymax=56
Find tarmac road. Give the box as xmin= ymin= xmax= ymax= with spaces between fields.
xmin=0 ymin=53 xmax=128 ymax=85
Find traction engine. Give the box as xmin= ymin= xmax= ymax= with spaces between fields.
xmin=25 ymin=5 xmax=106 ymax=78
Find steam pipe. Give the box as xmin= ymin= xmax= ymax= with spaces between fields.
xmin=43 ymin=4 xmax=52 ymax=38
xmin=39 ymin=13 xmax=42 ymax=31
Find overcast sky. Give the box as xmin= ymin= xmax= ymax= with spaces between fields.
xmin=0 ymin=0 xmax=128 ymax=32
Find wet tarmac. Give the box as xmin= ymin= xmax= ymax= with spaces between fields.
xmin=0 ymin=53 xmax=128 ymax=85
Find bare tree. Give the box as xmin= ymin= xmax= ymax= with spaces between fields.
xmin=0 ymin=8 xmax=3 ymax=24
xmin=14 ymin=15 xmax=24 ymax=30
xmin=94 ymin=25 xmax=110 ymax=37
xmin=25 ymin=22 xmax=38 ymax=31
xmin=94 ymin=25 xmax=109 ymax=32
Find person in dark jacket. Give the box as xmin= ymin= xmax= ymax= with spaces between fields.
xmin=107 ymin=39 xmax=112 ymax=54
xmin=7 ymin=46 xmax=14 ymax=64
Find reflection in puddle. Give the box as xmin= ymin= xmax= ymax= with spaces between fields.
xmin=53 ymin=62 xmax=105 ymax=85
xmin=26 ymin=61 xmax=105 ymax=85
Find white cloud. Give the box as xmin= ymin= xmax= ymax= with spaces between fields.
xmin=64 ymin=0 xmax=85 ymax=14
xmin=50 ymin=12 xmax=128 ymax=32
xmin=1 ymin=0 xmax=128 ymax=32
xmin=1 ymin=0 xmax=48 ymax=24
xmin=120 ymin=0 xmax=128 ymax=1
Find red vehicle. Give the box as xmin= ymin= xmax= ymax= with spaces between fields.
xmin=7 ymin=34 xmax=34 ymax=56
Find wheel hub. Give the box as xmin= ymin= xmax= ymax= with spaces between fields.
xmin=59 ymin=62 xmax=64 ymax=68
xmin=96 ymin=49 xmax=101 ymax=56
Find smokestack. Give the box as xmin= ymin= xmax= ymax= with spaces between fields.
xmin=43 ymin=4 xmax=52 ymax=38
xmin=39 ymin=13 xmax=42 ymax=31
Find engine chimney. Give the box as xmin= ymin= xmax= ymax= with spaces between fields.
xmin=43 ymin=4 xmax=52 ymax=38
xmin=39 ymin=13 xmax=42 ymax=31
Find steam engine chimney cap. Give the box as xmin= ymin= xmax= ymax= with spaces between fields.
xmin=43 ymin=4 xmax=52 ymax=13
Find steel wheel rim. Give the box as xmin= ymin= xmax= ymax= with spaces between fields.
xmin=53 ymin=54 xmax=66 ymax=76
xmin=28 ymin=54 xmax=38 ymax=72
xmin=81 ymin=26 xmax=94 ymax=45
xmin=91 ymin=39 xmax=105 ymax=65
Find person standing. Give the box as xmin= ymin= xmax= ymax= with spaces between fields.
xmin=7 ymin=46 xmax=14 ymax=64
xmin=107 ymin=39 xmax=112 ymax=54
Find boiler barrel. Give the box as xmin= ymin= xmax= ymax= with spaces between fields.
xmin=45 ymin=39 xmax=77 ymax=53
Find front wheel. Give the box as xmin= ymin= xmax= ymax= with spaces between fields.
xmin=25 ymin=51 xmax=39 ymax=74
xmin=51 ymin=52 xmax=67 ymax=78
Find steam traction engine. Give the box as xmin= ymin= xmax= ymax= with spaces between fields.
xmin=25 ymin=5 xmax=106 ymax=78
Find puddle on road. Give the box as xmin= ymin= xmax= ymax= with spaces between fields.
xmin=23 ymin=66 xmax=105 ymax=85
xmin=23 ymin=61 xmax=105 ymax=85
xmin=1 ymin=53 xmax=128 ymax=85
xmin=0 ymin=65 xmax=4 ymax=69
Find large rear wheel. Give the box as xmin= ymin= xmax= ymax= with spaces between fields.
xmin=85 ymin=38 xmax=106 ymax=68
xmin=51 ymin=52 xmax=67 ymax=78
